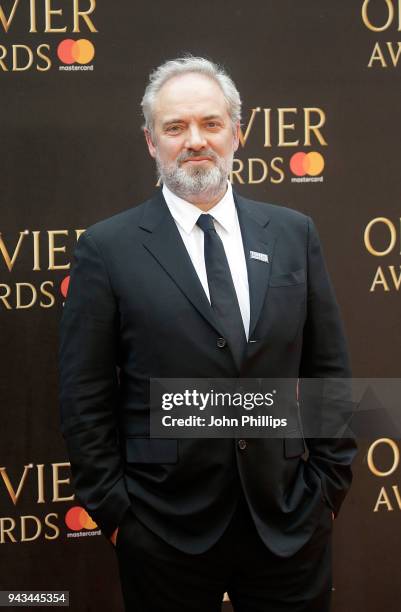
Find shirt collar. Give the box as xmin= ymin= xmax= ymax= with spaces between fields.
xmin=162 ymin=181 xmax=236 ymax=235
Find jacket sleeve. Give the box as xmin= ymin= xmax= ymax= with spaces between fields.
xmin=299 ymin=217 xmax=357 ymax=516
xmin=59 ymin=231 xmax=131 ymax=538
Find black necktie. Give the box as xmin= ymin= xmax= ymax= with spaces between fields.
xmin=196 ymin=213 xmax=247 ymax=368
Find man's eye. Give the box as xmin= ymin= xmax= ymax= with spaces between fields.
xmin=206 ymin=122 xmax=219 ymax=128
xmin=166 ymin=125 xmax=182 ymax=133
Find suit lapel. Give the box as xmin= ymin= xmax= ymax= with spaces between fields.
xmin=139 ymin=190 xmax=227 ymax=338
xmin=234 ymin=192 xmax=276 ymax=339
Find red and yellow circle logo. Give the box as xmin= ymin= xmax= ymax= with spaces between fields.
xmin=60 ymin=275 xmax=70 ymax=298
xmin=57 ymin=39 xmax=95 ymax=65
xmin=290 ymin=152 xmax=325 ymax=177
xmin=65 ymin=506 xmax=97 ymax=531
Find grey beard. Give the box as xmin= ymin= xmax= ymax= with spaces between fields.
xmin=156 ymin=152 xmax=232 ymax=202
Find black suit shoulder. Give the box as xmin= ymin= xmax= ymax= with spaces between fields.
xmin=242 ymin=196 xmax=308 ymax=222
xmin=83 ymin=198 xmax=151 ymax=245
xmin=82 ymin=191 xmax=311 ymax=250
xmin=235 ymin=193 xmax=311 ymax=239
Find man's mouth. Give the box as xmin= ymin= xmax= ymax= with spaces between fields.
xmin=182 ymin=157 xmax=213 ymax=164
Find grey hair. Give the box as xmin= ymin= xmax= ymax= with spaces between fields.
xmin=141 ymin=56 xmax=242 ymax=136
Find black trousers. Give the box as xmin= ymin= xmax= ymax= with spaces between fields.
xmin=115 ymin=494 xmax=333 ymax=612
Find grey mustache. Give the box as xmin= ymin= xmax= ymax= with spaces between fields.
xmin=178 ymin=151 xmax=217 ymax=162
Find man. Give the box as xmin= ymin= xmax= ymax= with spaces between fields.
xmin=59 ymin=56 xmax=356 ymax=611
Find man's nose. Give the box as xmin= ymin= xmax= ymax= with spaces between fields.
xmin=184 ymin=126 xmax=207 ymax=150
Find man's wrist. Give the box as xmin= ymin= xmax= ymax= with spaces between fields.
xmin=110 ymin=527 xmax=119 ymax=546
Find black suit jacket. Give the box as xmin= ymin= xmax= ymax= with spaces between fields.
xmin=59 ymin=190 xmax=356 ymax=556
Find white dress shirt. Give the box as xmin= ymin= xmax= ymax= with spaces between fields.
xmin=162 ymin=182 xmax=250 ymax=339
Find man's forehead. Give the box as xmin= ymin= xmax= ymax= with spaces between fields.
xmin=159 ymin=72 xmax=223 ymax=96
xmin=154 ymin=73 xmax=228 ymax=117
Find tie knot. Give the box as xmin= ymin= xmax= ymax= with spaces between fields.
xmin=196 ymin=214 xmax=215 ymax=233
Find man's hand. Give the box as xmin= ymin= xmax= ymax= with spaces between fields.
xmin=110 ymin=527 xmax=119 ymax=546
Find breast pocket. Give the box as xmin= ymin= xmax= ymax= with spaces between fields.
xmin=263 ymin=269 xmax=306 ymax=343
xmin=269 ymin=268 xmax=305 ymax=288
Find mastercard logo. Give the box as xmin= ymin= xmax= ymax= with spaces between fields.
xmin=65 ymin=506 xmax=97 ymax=531
xmin=289 ymin=152 xmax=325 ymax=177
xmin=57 ymin=39 xmax=95 ymax=65
xmin=60 ymin=275 xmax=70 ymax=298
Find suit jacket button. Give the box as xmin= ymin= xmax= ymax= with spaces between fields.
xmin=217 ymin=337 xmax=227 ymax=348
xmin=238 ymin=439 xmax=247 ymax=450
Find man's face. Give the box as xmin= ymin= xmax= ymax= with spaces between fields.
xmin=145 ymin=72 xmax=240 ymax=204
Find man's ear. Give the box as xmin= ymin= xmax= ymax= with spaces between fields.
xmin=233 ymin=121 xmax=240 ymax=153
xmin=144 ymin=128 xmax=157 ymax=159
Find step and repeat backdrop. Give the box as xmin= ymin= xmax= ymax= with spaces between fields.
xmin=1 ymin=1 xmax=400 ymax=610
